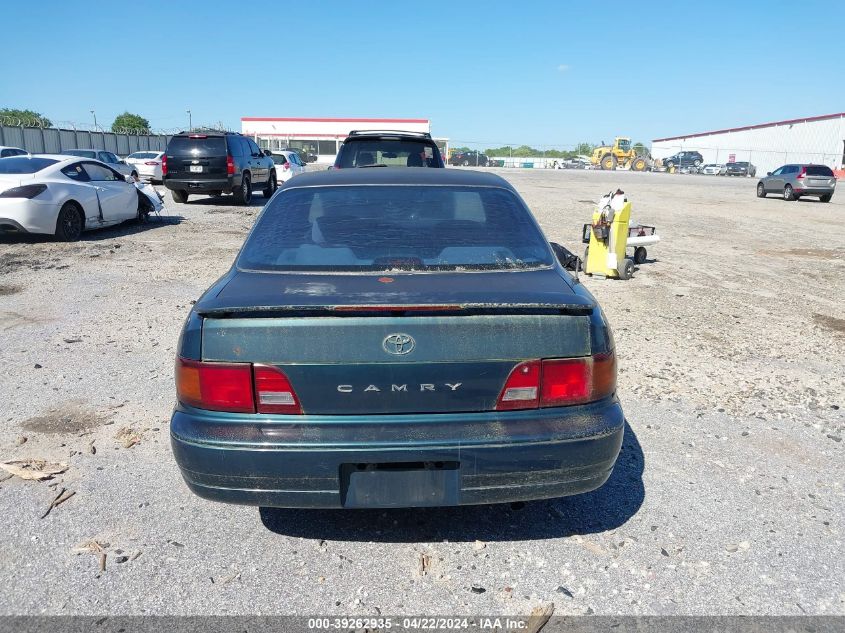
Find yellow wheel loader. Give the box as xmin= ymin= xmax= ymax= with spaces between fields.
xmin=590 ymin=137 xmax=651 ymax=172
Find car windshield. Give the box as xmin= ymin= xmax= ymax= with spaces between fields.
xmin=166 ymin=136 xmax=226 ymax=156
xmin=806 ymin=165 xmax=833 ymax=176
xmin=338 ymin=140 xmax=439 ymax=168
xmin=0 ymin=157 xmax=58 ymax=173
xmin=237 ymin=185 xmax=554 ymax=272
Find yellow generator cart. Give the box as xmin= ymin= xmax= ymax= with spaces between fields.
xmin=582 ymin=190 xmax=636 ymax=279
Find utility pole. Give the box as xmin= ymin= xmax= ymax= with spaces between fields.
xmin=90 ymin=110 xmax=97 ymax=130
xmin=186 ymin=109 xmax=192 ymax=131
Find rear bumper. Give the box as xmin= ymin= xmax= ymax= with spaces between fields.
xmin=793 ymin=187 xmax=835 ymax=196
xmin=170 ymin=397 xmax=625 ymax=508
xmin=163 ymin=176 xmax=235 ymax=193
xmin=0 ymin=198 xmax=60 ymax=235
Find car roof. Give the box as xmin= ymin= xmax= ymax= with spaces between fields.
xmin=279 ymin=167 xmax=516 ymax=191
xmin=172 ymin=131 xmax=239 ymax=137
xmin=35 ymin=154 xmax=84 ymax=161
xmin=342 ymin=131 xmax=436 ymax=143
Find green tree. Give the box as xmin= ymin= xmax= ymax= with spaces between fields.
xmin=112 ymin=112 xmax=151 ymax=133
xmin=574 ymin=142 xmax=594 ymax=156
xmin=485 ymin=146 xmax=513 ymax=156
xmin=0 ymin=108 xmax=51 ymax=127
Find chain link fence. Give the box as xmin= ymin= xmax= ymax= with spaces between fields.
xmin=0 ymin=117 xmax=240 ymax=156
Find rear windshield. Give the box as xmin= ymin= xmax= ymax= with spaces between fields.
xmin=238 ymin=185 xmax=553 ymax=272
xmin=729 ymin=162 xmax=748 ymax=167
xmin=0 ymin=157 xmax=58 ymax=173
xmin=166 ymin=136 xmax=226 ymax=156
xmin=806 ymin=165 xmax=834 ymax=176
xmin=64 ymin=150 xmax=96 ymax=158
xmin=271 ymin=153 xmax=289 ymax=165
xmin=338 ymin=140 xmax=441 ymax=168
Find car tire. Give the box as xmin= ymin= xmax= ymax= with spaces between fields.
xmin=693 ymin=159 xmax=701 ymax=167
xmin=234 ymin=174 xmax=252 ymax=205
xmin=634 ymin=246 xmax=647 ymax=264
xmin=263 ymin=171 xmax=277 ymax=198
xmin=783 ymin=184 xmax=796 ymax=201
xmin=820 ymin=194 xmax=832 ymax=203
xmin=756 ymin=183 xmax=766 ymax=198
xmin=54 ymin=202 xmax=84 ymax=242
xmin=171 ymin=189 xmax=188 ymax=204
xmin=618 ymin=258 xmax=635 ymax=280
xmin=665 ymin=161 xmax=674 ymax=170
xmin=136 ymin=190 xmax=152 ymax=222
xmin=462 ymin=159 xmax=469 ymax=166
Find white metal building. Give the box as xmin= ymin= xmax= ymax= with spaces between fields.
xmin=241 ymin=117 xmax=448 ymax=164
xmin=651 ymin=112 xmax=845 ymax=176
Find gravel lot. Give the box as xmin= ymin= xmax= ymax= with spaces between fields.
xmin=0 ymin=168 xmax=842 ymax=616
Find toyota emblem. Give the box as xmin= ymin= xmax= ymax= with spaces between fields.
xmin=382 ymin=333 xmax=416 ymax=356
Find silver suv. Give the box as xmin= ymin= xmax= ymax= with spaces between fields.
xmin=757 ymin=164 xmax=836 ymax=202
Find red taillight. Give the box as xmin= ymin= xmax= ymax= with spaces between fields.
xmin=144 ymin=161 xmax=160 ymax=166
xmin=161 ymin=154 xmax=168 ymax=176
xmin=496 ymin=360 xmax=541 ymax=410
xmin=254 ymin=365 xmax=302 ymax=414
xmin=495 ymin=353 xmax=616 ymax=411
xmin=797 ymin=168 xmax=806 ymax=180
xmin=541 ymin=359 xmax=591 ymax=405
xmin=175 ymin=358 xmax=304 ymax=415
xmin=175 ymin=358 xmax=254 ymax=413
xmin=226 ymin=154 xmax=235 ymax=175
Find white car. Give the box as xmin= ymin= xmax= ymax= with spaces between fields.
xmin=62 ymin=149 xmax=138 ymax=179
xmin=124 ymin=151 xmax=164 ymax=182
xmin=700 ymin=164 xmax=726 ymax=175
xmin=0 ymin=154 xmax=144 ymax=242
xmin=0 ymin=146 xmax=28 ymax=158
xmin=269 ymin=150 xmax=306 ymax=182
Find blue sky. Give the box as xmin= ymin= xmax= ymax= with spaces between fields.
xmin=2 ymin=1 xmax=843 ymax=150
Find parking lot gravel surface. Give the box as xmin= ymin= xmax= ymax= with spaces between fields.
xmin=0 ymin=169 xmax=842 ymax=616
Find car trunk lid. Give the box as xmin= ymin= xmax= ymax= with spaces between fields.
xmin=196 ymin=269 xmax=594 ymax=415
xmin=165 ymin=136 xmax=227 ymax=180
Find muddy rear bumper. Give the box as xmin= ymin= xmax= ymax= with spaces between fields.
xmin=170 ymin=397 xmax=625 ymax=508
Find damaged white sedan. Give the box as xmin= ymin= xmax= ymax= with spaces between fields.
xmin=0 ymin=154 xmax=151 ymax=241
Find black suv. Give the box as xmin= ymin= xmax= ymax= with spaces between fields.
xmin=449 ymin=150 xmax=489 ymax=167
xmin=333 ymin=130 xmax=444 ymax=168
xmin=663 ymin=151 xmax=703 ymax=169
xmin=726 ymin=161 xmax=757 ymax=177
xmin=162 ymin=131 xmax=276 ymax=204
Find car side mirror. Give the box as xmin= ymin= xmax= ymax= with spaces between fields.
xmin=263 ymin=150 xmax=272 ymax=157
xmin=125 ymin=175 xmax=135 ymax=183
xmin=766 ymin=172 xmax=772 ymax=176
xmin=119 ymin=160 xmax=127 ymax=165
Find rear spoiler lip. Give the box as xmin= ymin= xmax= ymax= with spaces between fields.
xmin=195 ymin=301 xmax=596 ymax=318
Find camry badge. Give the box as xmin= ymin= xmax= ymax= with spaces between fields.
xmin=382 ymin=333 xmax=415 ymax=356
